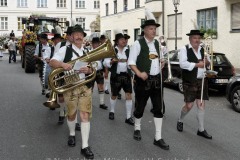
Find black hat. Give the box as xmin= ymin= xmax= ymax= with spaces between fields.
xmin=51 ymin=34 xmax=62 ymax=40
xmin=124 ymin=34 xmax=130 ymax=39
xmin=72 ymin=25 xmax=87 ymax=37
xmin=100 ymin=35 xmax=106 ymax=40
xmin=113 ymin=33 xmax=125 ymax=42
xmin=40 ymin=34 xmax=48 ymax=40
xmin=92 ymin=37 xmax=100 ymax=43
xmin=186 ymin=30 xmax=204 ymax=36
xmin=141 ymin=19 xmax=160 ymax=29
xmin=64 ymin=26 xmax=73 ymax=35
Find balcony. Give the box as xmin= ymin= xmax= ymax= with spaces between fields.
xmin=145 ymin=0 xmax=163 ymax=13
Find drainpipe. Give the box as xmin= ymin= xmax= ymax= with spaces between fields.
xmin=162 ymin=0 xmax=165 ymax=36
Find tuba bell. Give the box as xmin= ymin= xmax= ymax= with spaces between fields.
xmin=43 ymin=90 xmax=60 ymax=109
xmin=48 ymin=39 xmax=117 ymax=94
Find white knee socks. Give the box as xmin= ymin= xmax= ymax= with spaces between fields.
xmin=197 ymin=107 xmax=205 ymax=132
xmin=154 ymin=117 xmax=163 ymax=141
xmin=110 ymin=98 xmax=116 ymax=113
xmin=81 ymin=122 xmax=90 ymax=149
xmin=134 ymin=118 xmax=141 ymax=131
xmin=125 ymin=100 xmax=132 ymax=119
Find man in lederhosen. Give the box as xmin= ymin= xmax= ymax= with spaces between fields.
xmin=34 ymin=34 xmax=51 ymax=95
xmin=176 ymin=30 xmax=212 ymax=139
xmin=100 ymin=35 xmax=110 ymax=95
xmin=128 ymin=19 xmax=169 ymax=150
xmin=91 ymin=37 xmax=108 ymax=110
xmin=50 ymin=25 xmax=94 ymax=159
xmin=104 ymin=33 xmax=134 ymax=125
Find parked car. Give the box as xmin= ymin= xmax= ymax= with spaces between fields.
xmin=226 ymin=75 xmax=240 ymax=113
xmin=162 ymin=50 xmax=235 ymax=93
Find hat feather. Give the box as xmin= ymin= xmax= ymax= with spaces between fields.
xmin=145 ymin=8 xmax=156 ymax=21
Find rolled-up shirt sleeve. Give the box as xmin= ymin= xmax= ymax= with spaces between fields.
xmin=43 ymin=46 xmax=51 ymax=60
xmin=179 ymin=46 xmax=195 ymax=71
xmin=128 ymin=41 xmax=140 ymax=66
xmin=103 ymin=58 xmax=112 ymax=68
xmin=51 ymin=46 xmax=66 ymax=62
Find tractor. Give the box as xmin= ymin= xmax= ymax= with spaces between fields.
xmin=19 ymin=15 xmax=64 ymax=73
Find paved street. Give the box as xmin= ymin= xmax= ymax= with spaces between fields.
xmin=0 ymin=53 xmax=240 ymax=160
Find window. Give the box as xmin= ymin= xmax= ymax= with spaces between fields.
xmin=37 ymin=0 xmax=47 ymax=7
xmin=123 ymin=29 xmax=128 ymax=34
xmin=123 ymin=0 xmax=128 ymax=11
xmin=94 ymin=0 xmax=99 ymax=9
xmin=106 ymin=3 xmax=109 ymax=16
xmin=135 ymin=0 xmax=140 ymax=8
xmin=0 ymin=0 xmax=7 ymax=7
xmin=17 ymin=0 xmax=27 ymax=7
xmin=231 ymin=3 xmax=240 ymax=31
xmin=58 ymin=18 xmax=67 ymax=29
xmin=76 ymin=0 xmax=85 ymax=8
xmin=134 ymin=28 xmax=140 ymax=41
xmin=76 ymin=17 xmax=85 ymax=30
xmin=0 ymin=17 xmax=8 ymax=30
xmin=168 ymin=13 xmax=182 ymax=38
xmin=197 ymin=8 xmax=217 ymax=31
xmin=57 ymin=0 xmax=66 ymax=8
xmin=17 ymin=17 xmax=26 ymax=30
xmin=105 ymin=30 xmax=111 ymax=40
xmin=114 ymin=0 xmax=117 ymax=14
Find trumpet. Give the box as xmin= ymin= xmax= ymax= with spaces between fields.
xmin=48 ymin=39 xmax=117 ymax=94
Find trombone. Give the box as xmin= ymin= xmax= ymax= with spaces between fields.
xmin=200 ymin=37 xmax=218 ymax=105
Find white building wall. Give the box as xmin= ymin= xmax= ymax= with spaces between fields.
xmin=100 ymin=0 xmax=162 ymax=45
xmin=0 ymin=0 xmax=100 ymax=38
xmin=164 ymin=0 xmax=240 ymax=68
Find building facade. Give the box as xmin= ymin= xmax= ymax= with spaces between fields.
xmin=0 ymin=0 xmax=100 ymax=37
xmin=100 ymin=0 xmax=240 ymax=68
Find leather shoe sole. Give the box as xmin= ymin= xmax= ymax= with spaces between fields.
xmin=197 ymin=130 xmax=212 ymax=139
xmin=153 ymin=139 xmax=170 ymax=150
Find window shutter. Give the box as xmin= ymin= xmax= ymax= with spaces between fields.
xmin=232 ymin=3 xmax=240 ymax=30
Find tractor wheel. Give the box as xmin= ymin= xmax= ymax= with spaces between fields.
xmin=24 ymin=45 xmax=36 ymax=73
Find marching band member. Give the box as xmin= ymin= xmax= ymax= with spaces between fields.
xmin=49 ymin=25 xmax=94 ymax=159
xmin=104 ymin=33 xmax=134 ymax=125
xmin=34 ymin=34 xmax=51 ymax=95
xmin=100 ymin=35 xmax=110 ymax=95
xmin=177 ymin=30 xmax=212 ymax=139
xmin=128 ymin=17 xmax=169 ymax=150
xmin=91 ymin=37 xmax=108 ymax=110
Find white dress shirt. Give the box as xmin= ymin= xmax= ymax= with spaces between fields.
xmin=128 ymin=37 xmax=160 ymax=76
xmin=103 ymin=46 xmax=128 ymax=74
xmin=34 ymin=43 xmax=51 ymax=58
xmin=51 ymin=44 xmax=84 ymax=62
xmin=179 ymin=43 xmax=210 ymax=79
xmin=7 ymin=40 xmax=16 ymax=51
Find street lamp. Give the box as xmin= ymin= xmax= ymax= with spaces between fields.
xmin=172 ymin=0 xmax=180 ymax=50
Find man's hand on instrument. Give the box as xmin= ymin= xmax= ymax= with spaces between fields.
xmin=137 ymin=72 xmax=148 ymax=81
xmin=110 ymin=58 xmax=118 ymax=65
xmin=79 ymin=66 xmax=92 ymax=74
xmin=62 ymin=63 xmax=72 ymax=71
xmin=196 ymin=61 xmax=204 ymax=68
xmin=160 ymin=59 xmax=165 ymax=69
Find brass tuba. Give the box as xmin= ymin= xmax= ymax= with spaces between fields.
xmin=48 ymin=39 xmax=117 ymax=94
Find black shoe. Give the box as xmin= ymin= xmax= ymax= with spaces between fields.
xmin=42 ymin=89 xmax=45 ymax=95
xmin=81 ymin=146 xmax=94 ymax=159
xmin=133 ymin=130 xmax=141 ymax=141
xmin=99 ymin=104 xmax=108 ymax=110
xmin=58 ymin=116 xmax=64 ymax=125
xmin=105 ymin=90 xmax=109 ymax=94
xmin=68 ymin=136 xmax=76 ymax=147
xmin=197 ymin=130 xmax=212 ymax=139
xmin=153 ymin=139 xmax=170 ymax=150
xmin=125 ymin=117 xmax=134 ymax=125
xmin=177 ymin=121 xmax=183 ymax=132
xmin=75 ymin=123 xmax=81 ymax=131
xmin=109 ymin=112 xmax=114 ymax=120
xmin=117 ymin=93 xmax=121 ymax=99
xmin=49 ymin=108 xmax=55 ymax=110
xmin=45 ymin=92 xmax=50 ymax=98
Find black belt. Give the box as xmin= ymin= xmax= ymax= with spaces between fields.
xmin=148 ymin=74 xmax=160 ymax=79
xmin=117 ymin=72 xmax=128 ymax=75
